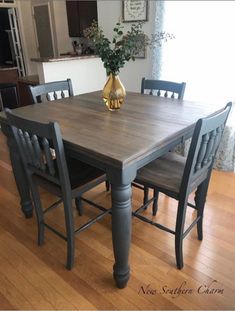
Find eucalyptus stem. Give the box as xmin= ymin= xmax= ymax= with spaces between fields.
xmin=84 ymin=20 xmax=174 ymax=75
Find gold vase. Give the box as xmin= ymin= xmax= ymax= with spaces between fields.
xmin=102 ymin=73 xmax=126 ymax=111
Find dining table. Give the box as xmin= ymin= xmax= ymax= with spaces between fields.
xmin=0 ymin=91 xmax=224 ymax=288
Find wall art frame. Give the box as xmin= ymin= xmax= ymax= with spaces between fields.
xmin=122 ymin=0 xmax=148 ymax=22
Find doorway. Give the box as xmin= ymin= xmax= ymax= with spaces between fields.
xmin=32 ymin=3 xmax=55 ymax=58
xmin=0 ymin=7 xmax=25 ymax=76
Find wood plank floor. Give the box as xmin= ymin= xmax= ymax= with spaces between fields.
xmin=0 ymin=131 xmax=235 ymax=310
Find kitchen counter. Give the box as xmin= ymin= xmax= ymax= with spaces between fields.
xmin=18 ymin=74 xmax=39 ymax=85
xmin=31 ymin=54 xmax=98 ymax=63
xmin=0 ymin=66 xmax=18 ymax=71
xmin=31 ymin=55 xmax=106 ymax=95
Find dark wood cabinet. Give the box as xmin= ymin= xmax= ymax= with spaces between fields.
xmin=0 ymin=68 xmax=18 ymax=85
xmin=66 ymin=1 xmax=97 ymax=37
xmin=0 ymin=68 xmax=19 ymax=109
xmin=0 ymin=70 xmax=39 ymax=108
xmin=18 ymin=75 xmax=39 ymax=107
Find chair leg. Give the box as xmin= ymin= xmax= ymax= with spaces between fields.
xmin=143 ymin=186 xmax=149 ymax=209
xmin=152 ymin=188 xmax=159 ymax=216
xmin=30 ymin=178 xmax=44 ymax=245
xmin=75 ymin=197 xmax=83 ymax=216
xmin=195 ymin=176 xmax=210 ymax=241
xmin=105 ymin=180 xmax=110 ymax=192
xmin=63 ymin=196 xmax=75 ymax=270
xmin=175 ymin=199 xmax=188 ymax=269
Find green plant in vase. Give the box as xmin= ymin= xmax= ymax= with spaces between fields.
xmin=84 ymin=21 xmax=174 ymax=111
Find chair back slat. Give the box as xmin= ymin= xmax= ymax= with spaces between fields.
xmin=202 ymin=129 xmax=216 ymax=165
xmin=42 ymin=137 xmax=56 ymax=176
xmin=141 ymin=78 xmax=186 ymax=100
xmin=5 ymin=108 xmax=71 ymax=189
xmin=32 ymin=134 xmax=46 ymax=171
xmin=194 ymin=124 xmax=225 ymax=174
xmin=210 ymin=127 xmax=222 ymax=161
xmin=46 ymin=93 xmax=51 ymax=101
xmin=180 ymin=103 xmax=232 ymax=196
xmin=15 ymin=128 xmax=56 ymax=178
xmin=24 ymin=131 xmax=37 ymax=166
xmin=18 ymin=129 xmax=31 ymax=164
xmin=195 ymin=133 xmax=209 ymax=171
xmin=29 ymin=79 xmax=74 ymax=104
xmin=53 ymin=91 xmax=58 ymax=100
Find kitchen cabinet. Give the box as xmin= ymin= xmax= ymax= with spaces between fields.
xmin=0 ymin=67 xmax=19 ymax=109
xmin=66 ymin=0 xmax=97 ymax=37
xmin=18 ymin=75 xmax=39 ymax=107
xmin=0 ymin=67 xmax=18 ymax=84
xmin=0 ymin=70 xmax=39 ymax=108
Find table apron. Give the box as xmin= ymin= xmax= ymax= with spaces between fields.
xmin=65 ymin=127 xmax=194 ymax=184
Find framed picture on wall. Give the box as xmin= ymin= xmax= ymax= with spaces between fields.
xmin=122 ymin=0 xmax=148 ymax=22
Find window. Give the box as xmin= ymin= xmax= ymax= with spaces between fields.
xmin=159 ymin=1 xmax=235 ymax=104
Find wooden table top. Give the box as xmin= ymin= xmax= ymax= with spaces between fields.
xmin=0 ymin=91 xmax=223 ymax=169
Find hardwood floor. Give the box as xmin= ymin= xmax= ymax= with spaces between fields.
xmin=0 ymin=131 xmax=235 ymax=310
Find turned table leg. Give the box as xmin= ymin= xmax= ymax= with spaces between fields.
xmin=111 ymin=183 xmax=132 ymax=289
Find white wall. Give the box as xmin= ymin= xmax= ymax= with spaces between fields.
xmin=17 ymin=0 xmax=38 ymax=74
xmin=97 ymin=0 xmax=155 ymax=92
xmin=17 ymin=0 xmax=155 ymax=85
xmin=52 ymin=1 xmax=71 ymax=55
xmin=17 ymin=0 xmax=72 ymax=75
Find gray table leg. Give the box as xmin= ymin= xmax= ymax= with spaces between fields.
xmin=111 ymin=183 xmax=132 ymax=289
xmin=1 ymin=123 xmax=33 ymax=218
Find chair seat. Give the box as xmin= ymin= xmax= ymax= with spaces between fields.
xmin=34 ymin=157 xmax=106 ymax=198
xmin=136 ymin=152 xmax=210 ymax=198
xmin=135 ymin=152 xmax=186 ymax=195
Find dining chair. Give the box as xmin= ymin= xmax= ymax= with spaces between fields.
xmin=29 ymin=79 xmax=74 ymax=104
xmin=29 ymin=79 xmax=81 ymax=210
xmin=28 ymin=79 xmax=110 ymax=199
xmin=133 ymin=102 xmax=232 ymax=269
xmin=137 ymin=78 xmax=187 ymax=207
xmin=6 ymin=108 xmax=110 ymax=270
xmin=141 ymin=78 xmax=186 ymax=99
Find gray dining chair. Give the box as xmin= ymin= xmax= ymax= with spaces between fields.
xmin=133 ymin=102 xmax=232 ymax=269
xmin=136 ymin=78 xmax=187 ymax=207
xmin=29 ymin=79 xmax=74 ymax=104
xmin=141 ymin=78 xmax=186 ymax=99
xmin=28 ymin=79 xmax=110 ymax=201
xmin=6 ymin=108 xmax=110 ymax=270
